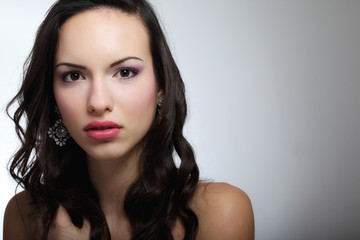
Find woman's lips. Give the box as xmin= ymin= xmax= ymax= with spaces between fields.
xmin=84 ymin=121 xmax=122 ymax=140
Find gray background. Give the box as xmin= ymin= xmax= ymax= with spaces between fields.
xmin=1 ymin=1 xmax=359 ymax=239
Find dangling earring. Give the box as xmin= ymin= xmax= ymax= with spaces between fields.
xmin=156 ymin=98 xmax=164 ymax=120
xmin=48 ymin=106 xmax=70 ymax=146
xmin=157 ymin=98 xmax=164 ymax=114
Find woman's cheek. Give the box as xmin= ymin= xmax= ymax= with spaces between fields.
xmin=120 ymin=78 xmax=158 ymax=119
xmin=54 ymin=88 xmax=85 ymax=128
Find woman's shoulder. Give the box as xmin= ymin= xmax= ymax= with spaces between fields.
xmin=3 ymin=190 xmax=43 ymax=240
xmin=191 ymin=182 xmax=254 ymax=240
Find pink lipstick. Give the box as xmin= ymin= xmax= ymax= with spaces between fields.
xmin=84 ymin=121 xmax=121 ymax=140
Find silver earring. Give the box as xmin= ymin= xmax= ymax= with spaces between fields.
xmin=48 ymin=107 xmax=70 ymax=146
xmin=156 ymin=99 xmax=164 ymax=122
xmin=157 ymin=98 xmax=164 ymax=114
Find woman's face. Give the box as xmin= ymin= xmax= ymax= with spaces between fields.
xmin=53 ymin=8 xmax=161 ymax=162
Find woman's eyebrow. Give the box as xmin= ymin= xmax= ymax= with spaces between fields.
xmin=54 ymin=62 xmax=86 ymax=70
xmin=54 ymin=56 xmax=143 ymax=70
xmin=110 ymin=56 xmax=143 ymax=67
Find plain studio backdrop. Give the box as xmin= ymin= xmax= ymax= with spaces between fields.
xmin=1 ymin=1 xmax=359 ymax=239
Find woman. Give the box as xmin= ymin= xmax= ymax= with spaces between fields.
xmin=4 ymin=0 xmax=254 ymax=239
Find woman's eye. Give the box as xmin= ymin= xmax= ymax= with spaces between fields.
xmin=115 ymin=68 xmax=138 ymax=79
xmin=62 ymin=71 xmax=84 ymax=82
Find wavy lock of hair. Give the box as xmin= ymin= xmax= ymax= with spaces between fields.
xmin=7 ymin=0 xmax=199 ymax=239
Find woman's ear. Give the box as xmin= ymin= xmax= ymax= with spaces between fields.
xmin=157 ymin=89 xmax=164 ymax=100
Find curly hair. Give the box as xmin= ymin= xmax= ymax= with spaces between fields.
xmin=7 ymin=0 xmax=199 ymax=239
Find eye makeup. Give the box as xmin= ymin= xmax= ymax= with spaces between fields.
xmin=113 ymin=67 xmax=140 ymax=80
xmin=61 ymin=70 xmax=85 ymax=82
xmin=54 ymin=56 xmax=145 ymax=82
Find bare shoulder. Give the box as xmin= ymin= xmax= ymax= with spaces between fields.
xmin=190 ymin=182 xmax=254 ymax=240
xmin=3 ymin=190 xmax=43 ymax=240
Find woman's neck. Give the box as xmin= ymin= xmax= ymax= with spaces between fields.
xmin=86 ymin=150 xmax=140 ymax=216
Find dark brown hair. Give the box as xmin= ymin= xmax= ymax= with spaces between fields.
xmin=7 ymin=0 xmax=199 ymax=239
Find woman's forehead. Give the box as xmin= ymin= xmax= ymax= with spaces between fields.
xmin=56 ymin=8 xmax=151 ymax=67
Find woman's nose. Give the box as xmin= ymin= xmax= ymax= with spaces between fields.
xmin=87 ymin=78 xmax=113 ymax=115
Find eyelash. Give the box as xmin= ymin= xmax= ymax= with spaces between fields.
xmin=114 ymin=67 xmax=139 ymax=79
xmin=61 ymin=71 xmax=84 ymax=83
xmin=60 ymin=68 xmax=139 ymax=83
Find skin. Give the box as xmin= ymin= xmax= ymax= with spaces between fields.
xmin=3 ymin=8 xmax=254 ymax=240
